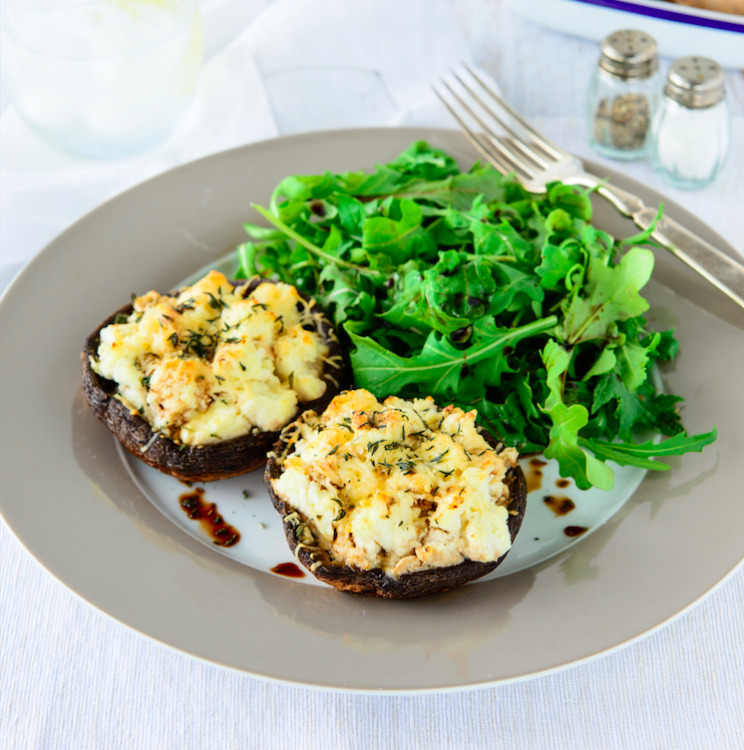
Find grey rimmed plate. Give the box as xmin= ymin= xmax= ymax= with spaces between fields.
xmin=1 ymin=128 xmax=742 ymax=692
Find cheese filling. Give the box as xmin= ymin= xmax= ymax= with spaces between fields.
xmin=91 ymin=270 xmax=331 ymax=445
xmin=271 ymin=389 xmax=519 ymax=576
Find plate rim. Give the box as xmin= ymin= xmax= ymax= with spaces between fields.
xmin=1 ymin=126 xmax=742 ymax=692
xmin=3 ymin=507 xmax=741 ymax=695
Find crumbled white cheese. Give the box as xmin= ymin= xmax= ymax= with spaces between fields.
xmin=92 ymin=270 xmax=329 ymax=445
xmin=271 ymin=389 xmax=518 ymax=576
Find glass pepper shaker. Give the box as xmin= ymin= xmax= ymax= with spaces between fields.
xmin=651 ymin=57 xmax=730 ymax=190
xmin=587 ymin=29 xmax=661 ymax=160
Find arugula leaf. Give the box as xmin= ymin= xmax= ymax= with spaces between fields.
xmin=547 ymin=182 xmax=593 ymax=221
xmin=362 ymin=199 xmax=431 ymax=264
xmin=347 ymin=315 xmax=557 ymax=395
xmin=615 ymin=339 xmax=651 ymax=392
xmin=378 ymin=264 xmax=470 ymax=335
xmin=581 ymin=428 xmax=717 ymax=471
xmin=541 ymin=340 xmax=616 ymax=490
xmin=582 ymin=347 xmax=616 ymax=380
xmin=536 ymin=238 xmax=585 ymax=292
xmin=560 ymin=246 xmax=654 ymax=345
xmin=318 ymin=265 xmax=377 ymax=326
xmin=488 ymin=263 xmax=545 ymax=317
xmin=235 ymin=141 xmax=715 ymax=490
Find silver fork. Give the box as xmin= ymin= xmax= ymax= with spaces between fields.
xmin=433 ymin=64 xmax=744 ymax=312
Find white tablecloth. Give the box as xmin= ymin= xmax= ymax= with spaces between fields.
xmin=2 ymin=1 xmax=742 ymax=747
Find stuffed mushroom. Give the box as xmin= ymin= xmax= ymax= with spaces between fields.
xmin=265 ymin=389 xmax=527 ymax=598
xmin=82 ymin=270 xmax=346 ymax=481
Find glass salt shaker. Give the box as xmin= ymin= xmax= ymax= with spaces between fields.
xmin=587 ymin=29 xmax=661 ymax=160
xmin=651 ymin=57 xmax=730 ymax=190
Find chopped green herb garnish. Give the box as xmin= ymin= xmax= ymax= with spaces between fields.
xmin=366 ymin=440 xmax=383 ymax=456
xmin=332 ymin=498 xmax=346 ymax=522
xmin=206 ymin=291 xmax=226 ymax=310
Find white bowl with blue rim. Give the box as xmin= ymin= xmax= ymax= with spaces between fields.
xmin=508 ymin=0 xmax=744 ymax=69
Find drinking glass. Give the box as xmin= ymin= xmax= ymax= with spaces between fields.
xmin=0 ymin=0 xmax=203 ymax=159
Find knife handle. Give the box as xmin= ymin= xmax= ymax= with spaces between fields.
xmin=633 ymin=208 xmax=744 ymax=312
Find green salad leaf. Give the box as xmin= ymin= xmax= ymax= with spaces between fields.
xmin=541 ymin=339 xmax=616 ymax=491
xmin=234 ymin=140 xmax=715 ymax=490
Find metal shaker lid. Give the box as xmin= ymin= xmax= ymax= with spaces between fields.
xmin=664 ymin=57 xmax=726 ymax=109
xmin=599 ymin=29 xmax=658 ymax=80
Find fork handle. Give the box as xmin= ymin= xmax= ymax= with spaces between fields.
xmin=632 ymin=208 xmax=744 ymax=311
xmin=568 ymin=175 xmax=744 ymax=311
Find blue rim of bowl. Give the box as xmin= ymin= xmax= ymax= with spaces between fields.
xmin=565 ymin=0 xmax=744 ymax=32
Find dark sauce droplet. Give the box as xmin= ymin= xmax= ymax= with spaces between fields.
xmin=564 ymin=525 xmax=588 ymax=537
xmin=450 ymin=325 xmax=472 ymax=344
xmin=544 ymin=495 xmax=576 ymax=516
xmin=525 ymin=457 xmax=547 ymax=493
xmin=178 ymin=487 xmax=241 ymax=547
xmin=309 ymin=199 xmax=326 ymax=217
xmin=556 ymin=478 xmax=570 ymax=489
xmin=271 ymin=562 xmax=305 ymax=578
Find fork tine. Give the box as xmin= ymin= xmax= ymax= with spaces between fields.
xmin=462 ymin=62 xmax=564 ymax=161
xmin=450 ymin=70 xmax=550 ymax=170
xmin=432 ymin=85 xmax=523 ymax=178
xmin=436 ymin=78 xmax=538 ymax=179
xmin=434 ymin=83 xmax=531 ymax=178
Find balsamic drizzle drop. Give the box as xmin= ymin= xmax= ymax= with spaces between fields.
xmin=271 ymin=562 xmax=306 ymax=578
xmin=178 ymin=487 xmax=240 ymax=547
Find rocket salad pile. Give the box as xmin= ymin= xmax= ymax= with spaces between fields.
xmin=235 ymin=141 xmax=715 ymax=491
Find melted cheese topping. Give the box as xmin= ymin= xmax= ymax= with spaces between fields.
xmin=91 ymin=270 xmax=331 ymax=445
xmin=271 ymin=389 xmax=519 ymax=576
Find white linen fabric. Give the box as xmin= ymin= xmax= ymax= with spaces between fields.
xmin=2 ymin=1 xmax=742 ymax=748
